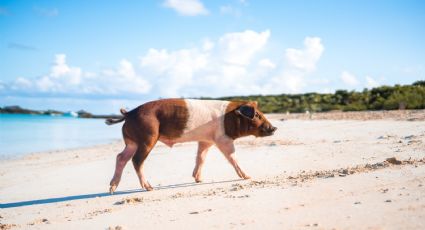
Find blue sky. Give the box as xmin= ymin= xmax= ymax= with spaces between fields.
xmin=1 ymin=0 xmax=424 ymax=113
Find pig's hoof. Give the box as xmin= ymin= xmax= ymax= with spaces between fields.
xmin=109 ymin=185 xmax=117 ymax=194
xmin=243 ymin=175 xmax=251 ymax=180
xmin=143 ymin=182 xmax=153 ymax=191
xmin=195 ymin=178 xmax=202 ymax=183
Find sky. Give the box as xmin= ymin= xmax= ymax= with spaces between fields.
xmin=1 ymin=0 xmax=424 ymax=114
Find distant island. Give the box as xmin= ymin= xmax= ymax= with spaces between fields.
xmin=1 ymin=81 xmax=424 ymax=116
xmin=0 ymin=106 xmax=121 ymax=119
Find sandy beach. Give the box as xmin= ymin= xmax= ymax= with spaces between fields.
xmin=1 ymin=111 xmax=425 ymax=229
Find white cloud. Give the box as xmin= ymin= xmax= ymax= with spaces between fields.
xmin=341 ymin=71 xmax=359 ymax=86
xmin=258 ymin=58 xmax=276 ymax=69
xmin=36 ymin=76 xmax=55 ymax=92
xmin=219 ymin=30 xmax=270 ymax=65
xmin=140 ymin=49 xmax=172 ymax=75
xmin=202 ymin=39 xmax=214 ymax=51
xmin=265 ymin=70 xmax=306 ymax=94
xmin=365 ymin=76 xmax=380 ymax=88
xmin=21 ymin=54 xmax=84 ymax=93
xmin=260 ymin=37 xmax=325 ymax=94
xmin=163 ymin=0 xmax=208 ymax=16
xmin=14 ymin=77 xmax=32 ymax=88
xmin=138 ymin=30 xmax=271 ymax=97
xmin=118 ymin=59 xmax=136 ymax=78
xmin=50 ymin=54 xmax=82 ymax=85
xmin=3 ymin=31 xmax=327 ymax=100
xmin=140 ymin=48 xmax=208 ymax=97
xmin=285 ymin=37 xmax=324 ymax=72
xmin=102 ymin=59 xmax=151 ymax=94
xmin=221 ymin=64 xmax=247 ymax=79
xmin=5 ymin=54 xmax=151 ymax=96
xmin=284 ymin=74 xmax=305 ymax=93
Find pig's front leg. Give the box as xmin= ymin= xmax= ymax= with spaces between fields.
xmin=215 ymin=136 xmax=251 ymax=180
xmin=192 ymin=141 xmax=213 ymax=183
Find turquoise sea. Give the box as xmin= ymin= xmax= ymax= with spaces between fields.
xmin=0 ymin=114 xmax=122 ymax=159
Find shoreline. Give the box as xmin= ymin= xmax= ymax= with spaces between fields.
xmin=0 ymin=139 xmax=123 ymax=162
xmin=3 ymin=109 xmax=424 ymax=160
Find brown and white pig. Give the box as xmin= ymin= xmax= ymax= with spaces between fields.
xmin=105 ymin=98 xmax=277 ymax=194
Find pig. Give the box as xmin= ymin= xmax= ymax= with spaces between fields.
xmin=105 ymin=98 xmax=277 ymax=194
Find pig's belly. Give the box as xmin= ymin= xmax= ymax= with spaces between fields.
xmin=158 ymin=122 xmax=219 ymax=147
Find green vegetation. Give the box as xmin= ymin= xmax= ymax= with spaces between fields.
xmin=203 ymin=81 xmax=425 ymax=113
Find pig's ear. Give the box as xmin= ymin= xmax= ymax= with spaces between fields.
xmin=248 ymin=101 xmax=258 ymax=108
xmin=235 ymin=105 xmax=255 ymax=119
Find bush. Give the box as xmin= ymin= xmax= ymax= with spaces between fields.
xmin=212 ymin=82 xmax=425 ymax=113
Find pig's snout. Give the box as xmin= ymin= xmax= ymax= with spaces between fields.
xmin=267 ymin=126 xmax=277 ymax=134
xmin=261 ymin=124 xmax=277 ymax=136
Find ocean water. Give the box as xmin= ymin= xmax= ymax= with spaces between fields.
xmin=0 ymin=114 xmax=122 ymax=158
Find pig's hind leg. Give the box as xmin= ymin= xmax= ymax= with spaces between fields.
xmin=109 ymin=138 xmax=138 ymax=194
xmin=131 ymin=122 xmax=159 ymax=191
xmin=131 ymin=142 xmax=157 ymax=191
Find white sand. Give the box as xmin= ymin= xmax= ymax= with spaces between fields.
xmin=1 ymin=117 xmax=424 ymax=229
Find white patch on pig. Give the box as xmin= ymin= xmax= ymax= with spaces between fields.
xmin=177 ymin=99 xmax=229 ymax=142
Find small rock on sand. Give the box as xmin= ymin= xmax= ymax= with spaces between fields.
xmin=107 ymin=225 xmax=124 ymax=230
xmin=114 ymin=197 xmax=143 ymax=205
xmin=28 ymin=218 xmax=50 ymax=226
xmin=380 ymin=188 xmax=389 ymax=193
xmin=404 ymin=135 xmax=415 ymax=139
xmin=0 ymin=223 xmax=17 ymax=230
xmin=230 ymin=183 xmax=245 ymax=191
xmin=386 ymin=157 xmax=402 ymax=165
xmin=238 ymin=195 xmax=250 ymax=198
xmin=324 ymin=174 xmax=335 ymax=178
xmin=377 ymin=135 xmax=393 ymax=140
xmin=339 ymin=169 xmax=349 ymax=174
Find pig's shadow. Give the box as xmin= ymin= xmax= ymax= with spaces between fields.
xmin=0 ymin=179 xmax=242 ymax=209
